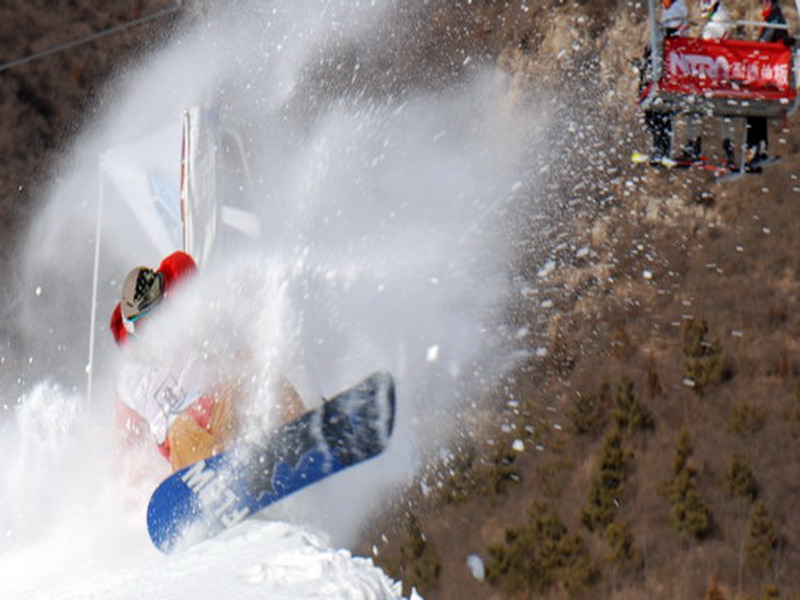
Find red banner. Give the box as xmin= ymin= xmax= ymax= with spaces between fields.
xmin=660 ymin=36 xmax=795 ymax=101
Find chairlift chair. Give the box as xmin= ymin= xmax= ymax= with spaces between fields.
xmin=639 ymin=0 xmax=800 ymax=119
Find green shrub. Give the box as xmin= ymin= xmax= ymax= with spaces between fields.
xmin=722 ymin=453 xmax=759 ymax=502
xmin=663 ymin=430 xmax=712 ymax=539
xmin=611 ymin=375 xmax=654 ymax=434
xmin=605 ymin=520 xmax=642 ymax=573
xmin=399 ymin=513 xmax=442 ymax=594
xmin=487 ymin=501 xmax=595 ymax=596
xmin=568 ymin=391 xmax=609 ymax=437
xmin=727 ymin=402 xmax=766 ymax=437
xmin=682 ymin=320 xmax=732 ymax=395
xmin=581 ymin=430 xmax=633 ymax=533
xmin=746 ymin=500 xmax=779 ymax=571
xmin=438 ymin=444 xmax=520 ymax=504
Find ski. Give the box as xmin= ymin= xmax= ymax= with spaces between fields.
xmin=714 ymin=156 xmax=782 ymax=183
xmin=631 ymin=152 xmax=728 ymax=174
xmin=632 ymin=152 xmax=781 ymax=182
xmin=146 ymin=371 xmax=396 ymax=553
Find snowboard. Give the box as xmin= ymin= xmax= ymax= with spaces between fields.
xmin=146 ymin=371 xmax=396 ymax=553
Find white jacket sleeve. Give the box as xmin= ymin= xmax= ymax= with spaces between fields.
xmin=702 ymin=6 xmax=733 ymax=40
xmin=661 ymin=0 xmax=689 ymax=32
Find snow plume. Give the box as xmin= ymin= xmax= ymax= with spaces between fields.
xmin=1 ymin=0 xmax=540 ymax=597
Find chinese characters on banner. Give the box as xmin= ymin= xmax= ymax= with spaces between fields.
xmin=660 ymin=36 xmax=795 ymax=102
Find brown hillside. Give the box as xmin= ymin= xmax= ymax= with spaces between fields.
xmin=355 ymin=2 xmax=800 ymax=600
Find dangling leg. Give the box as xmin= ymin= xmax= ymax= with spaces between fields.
xmin=721 ymin=117 xmax=737 ymax=170
xmin=745 ymin=116 xmax=768 ymax=167
xmin=646 ymin=110 xmax=673 ymax=162
xmin=677 ymin=113 xmax=703 ymax=162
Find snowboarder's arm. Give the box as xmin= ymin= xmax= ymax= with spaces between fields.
xmin=157 ymin=250 xmax=197 ymax=291
xmin=109 ymin=303 xmax=127 ymax=346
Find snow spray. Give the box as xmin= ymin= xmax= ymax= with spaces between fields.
xmin=0 ymin=0 xmax=541 ymax=592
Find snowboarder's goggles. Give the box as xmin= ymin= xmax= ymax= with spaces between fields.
xmin=131 ymin=269 xmax=164 ymax=313
xmin=122 ymin=270 xmax=164 ymax=334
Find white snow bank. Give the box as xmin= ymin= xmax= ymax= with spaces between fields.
xmin=2 ymin=520 xmax=419 ymax=600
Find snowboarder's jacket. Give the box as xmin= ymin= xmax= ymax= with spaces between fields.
xmin=110 ymin=250 xmax=230 ymax=469
xmin=702 ymin=3 xmax=733 ymax=40
xmin=759 ymin=2 xmax=793 ymax=45
xmin=661 ymin=0 xmax=689 ymax=35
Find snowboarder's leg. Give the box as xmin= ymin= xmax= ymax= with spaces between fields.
xmin=168 ymin=413 xmax=219 ymax=471
xmin=168 ymin=391 xmax=239 ymax=472
xmin=278 ymin=377 xmax=306 ymax=424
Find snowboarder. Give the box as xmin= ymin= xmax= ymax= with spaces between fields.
xmin=110 ymin=251 xmax=304 ymax=472
xmin=640 ymin=0 xmax=690 ymax=163
xmin=745 ymin=0 xmax=793 ymax=167
xmin=675 ymin=0 xmax=736 ymax=166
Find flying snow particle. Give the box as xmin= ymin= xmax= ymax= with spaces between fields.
xmin=466 ymin=555 xmax=485 ymax=582
xmin=512 ymin=439 xmax=524 ymax=452
xmin=537 ymin=260 xmax=556 ymax=278
xmin=35 ymin=286 xmax=42 ymax=296
xmin=426 ymin=345 xmax=439 ymax=362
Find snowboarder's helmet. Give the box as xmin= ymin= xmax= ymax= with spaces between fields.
xmin=121 ymin=267 xmax=164 ymax=322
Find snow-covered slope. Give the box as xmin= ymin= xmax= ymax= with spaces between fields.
xmin=0 ymin=382 xmax=417 ymax=600
xmin=6 ymin=520 xmax=415 ymax=600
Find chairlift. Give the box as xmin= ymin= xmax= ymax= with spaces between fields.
xmin=639 ymin=0 xmax=800 ymax=119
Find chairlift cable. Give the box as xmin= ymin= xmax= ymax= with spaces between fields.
xmin=0 ymin=4 xmax=182 ymax=74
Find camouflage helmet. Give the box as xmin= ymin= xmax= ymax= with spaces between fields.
xmin=121 ymin=266 xmax=164 ymax=322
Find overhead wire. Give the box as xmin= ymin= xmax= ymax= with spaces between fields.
xmin=0 ymin=4 xmax=183 ymax=74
